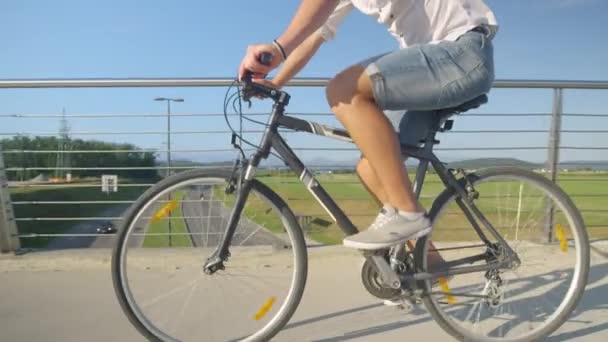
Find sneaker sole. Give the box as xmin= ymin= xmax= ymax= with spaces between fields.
xmin=343 ymin=227 xmax=432 ymax=250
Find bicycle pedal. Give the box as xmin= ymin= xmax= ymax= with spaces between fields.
xmin=398 ymin=303 xmax=414 ymax=312
xmin=393 ymin=300 xmax=416 ymax=313
xmin=385 ymin=294 xmax=421 ymax=312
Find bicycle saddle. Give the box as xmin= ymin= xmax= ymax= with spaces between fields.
xmin=435 ymin=94 xmax=488 ymax=118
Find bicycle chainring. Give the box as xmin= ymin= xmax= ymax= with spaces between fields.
xmin=361 ymin=258 xmax=402 ymax=300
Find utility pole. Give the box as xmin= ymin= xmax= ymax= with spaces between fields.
xmin=154 ymin=98 xmax=184 ymax=247
xmin=56 ymin=108 xmax=71 ymax=180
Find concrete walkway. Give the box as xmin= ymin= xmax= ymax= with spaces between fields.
xmin=1 ymin=242 xmax=607 ymax=341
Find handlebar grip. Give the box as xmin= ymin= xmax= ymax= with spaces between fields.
xmin=258 ymin=52 xmax=272 ymax=65
xmin=242 ymin=52 xmax=274 ymax=82
xmin=242 ymin=52 xmax=273 ymax=82
xmin=259 ymin=52 xmax=273 ymax=66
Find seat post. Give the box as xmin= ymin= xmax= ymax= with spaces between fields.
xmin=412 ymin=120 xmax=439 ymax=198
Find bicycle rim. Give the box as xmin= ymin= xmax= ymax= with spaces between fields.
xmin=418 ymin=168 xmax=589 ymax=341
xmin=113 ymin=173 xmax=306 ymax=341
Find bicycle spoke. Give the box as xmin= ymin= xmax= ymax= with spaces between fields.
xmin=505 ymin=181 xmax=512 ymax=234
xmin=222 ymin=270 xmax=289 ymax=280
xmin=516 ymin=191 xmax=546 ymax=233
xmin=425 ymin=170 xmax=588 ymax=341
xmin=473 ymin=295 xmax=483 ymax=333
xmin=115 ymin=174 xmax=304 ymax=341
xmin=170 ymin=276 xmax=202 ymax=335
xmin=495 ymin=182 xmax=503 ymax=234
xmin=462 ymin=283 xmax=485 ymax=324
xmin=142 ymin=276 xmax=203 ymax=309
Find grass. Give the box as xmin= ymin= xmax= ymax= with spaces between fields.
xmin=210 ymin=185 xmax=288 ymax=236
xmin=9 ymin=180 xmax=148 ymax=248
xmin=254 ymin=171 xmax=608 ymax=244
xmin=142 ymin=191 xmax=193 ymax=247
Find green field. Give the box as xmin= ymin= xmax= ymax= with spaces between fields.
xmin=10 ymin=181 xmax=147 ymax=248
xmin=10 ymin=171 xmax=606 ymax=248
xmin=214 ymin=185 xmax=287 ymax=235
xmin=141 ymin=191 xmax=193 ymax=247
xmin=253 ymin=171 xmax=608 ymax=244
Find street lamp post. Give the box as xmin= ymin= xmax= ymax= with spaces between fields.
xmin=154 ymin=97 xmax=184 ymax=247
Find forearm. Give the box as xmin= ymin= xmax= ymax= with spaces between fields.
xmin=275 ymin=0 xmax=339 ymax=56
xmin=273 ymin=32 xmax=325 ymax=88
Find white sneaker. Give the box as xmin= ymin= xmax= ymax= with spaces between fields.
xmin=369 ymin=204 xmax=397 ymax=230
xmin=356 ymin=205 xmax=432 ymax=306
xmin=344 ymin=207 xmax=431 ymax=250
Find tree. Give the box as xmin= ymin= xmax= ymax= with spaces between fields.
xmin=0 ymin=137 xmax=158 ymax=181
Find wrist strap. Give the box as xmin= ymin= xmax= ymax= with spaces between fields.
xmin=272 ymin=39 xmax=287 ymax=61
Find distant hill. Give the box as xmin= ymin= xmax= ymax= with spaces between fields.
xmin=157 ymin=159 xmax=206 ymax=167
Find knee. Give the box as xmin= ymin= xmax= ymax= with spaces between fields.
xmin=326 ymin=73 xmax=354 ymax=112
xmin=325 ymin=66 xmax=370 ymax=116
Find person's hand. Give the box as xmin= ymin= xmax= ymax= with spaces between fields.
xmin=249 ymin=78 xmax=283 ymax=100
xmin=238 ymin=43 xmax=283 ymax=81
xmin=252 ymin=78 xmax=283 ymax=89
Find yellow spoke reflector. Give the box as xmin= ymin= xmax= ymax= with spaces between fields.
xmin=151 ymin=199 xmax=178 ymax=223
xmin=555 ymin=224 xmax=568 ymax=252
xmin=254 ymin=296 xmax=276 ymax=320
xmin=439 ymin=277 xmax=456 ymax=305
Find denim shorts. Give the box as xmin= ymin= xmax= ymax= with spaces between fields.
xmin=360 ymin=29 xmax=495 ymax=146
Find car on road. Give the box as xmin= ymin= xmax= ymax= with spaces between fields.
xmin=96 ymin=221 xmax=116 ymax=234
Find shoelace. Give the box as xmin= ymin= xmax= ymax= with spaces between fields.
xmin=369 ymin=211 xmax=397 ymax=230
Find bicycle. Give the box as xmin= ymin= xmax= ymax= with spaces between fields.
xmin=112 ymin=57 xmax=590 ymax=341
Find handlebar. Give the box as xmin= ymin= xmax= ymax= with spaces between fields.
xmin=241 ymin=52 xmax=287 ymax=103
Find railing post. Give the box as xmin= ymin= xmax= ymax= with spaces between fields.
xmin=0 ymin=145 xmax=21 ymax=253
xmin=544 ymin=88 xmax=563 ymax=243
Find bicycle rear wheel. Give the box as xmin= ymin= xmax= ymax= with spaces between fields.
xmin=112 ymin=169 xmax=307 ymax=341
xmin=416 ymin=167 xmax=589 ymax=341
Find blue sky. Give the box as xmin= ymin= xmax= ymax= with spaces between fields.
xmin=1 ymin=0 xmax=607 ymax=164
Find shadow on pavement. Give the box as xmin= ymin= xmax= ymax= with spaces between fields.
xmin=291 ymin=262 xmax=608 ymax=342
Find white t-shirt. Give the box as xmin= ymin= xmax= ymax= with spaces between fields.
xmin=317 ymin=0 xmax=499 ymax=48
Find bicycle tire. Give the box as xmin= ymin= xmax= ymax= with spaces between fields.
xmin=111 ymin=169 xmax=308 ymax=341
xmin=415 ymin=166 xmax=590 ymax=342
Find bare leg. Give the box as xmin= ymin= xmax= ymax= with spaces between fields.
xmin=327 ymin=65 xmax=422 ymax=213
xmin=356 ymin=157 xmax=445 ymax=266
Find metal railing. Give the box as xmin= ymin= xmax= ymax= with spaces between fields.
xmin=1 ymin=78 xmax=607 ymax=252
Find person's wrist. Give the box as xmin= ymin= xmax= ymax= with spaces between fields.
xmin=272 ymin=40 xmax=287 ymax=62
xmin=274 ymin=38 xmax=293 ymax=58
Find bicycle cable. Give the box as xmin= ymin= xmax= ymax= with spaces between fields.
xmin=222 ymin=77 xmax=286 ymax=164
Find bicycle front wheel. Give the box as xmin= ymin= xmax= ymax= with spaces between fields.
xmin=112 ymin=169 xmax=307 ymax=342
xmin=416 ymin=167 xmax=589 ymax=342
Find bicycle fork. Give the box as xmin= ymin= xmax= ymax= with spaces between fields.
xmin=203 ymin=168 xmax=256 ymax=274
xmin=204 ymin=98 xmax=289 ymax=274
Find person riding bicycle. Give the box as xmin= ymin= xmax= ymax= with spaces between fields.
xmin=238 ymin=0 xmax=497 ymax=250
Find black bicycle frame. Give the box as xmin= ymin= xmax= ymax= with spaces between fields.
xmin=213 ymin=88 xmax=518 ymax=280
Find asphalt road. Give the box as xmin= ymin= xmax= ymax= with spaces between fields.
xmin=44 ymin=204 xmax=159 ymax=250
xmin=181 ymin=185 xmax=289 ymax=248
xmin=46 ymin=204 xmax=129 ymax=250
xmin=1 ymin=243 xmax=607 ymax=341
xmin=44 ymin=184 xmax=288 ymax=251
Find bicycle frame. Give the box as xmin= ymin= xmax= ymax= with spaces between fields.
xmin=208 ymin=88 xmax=519 ymax=284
